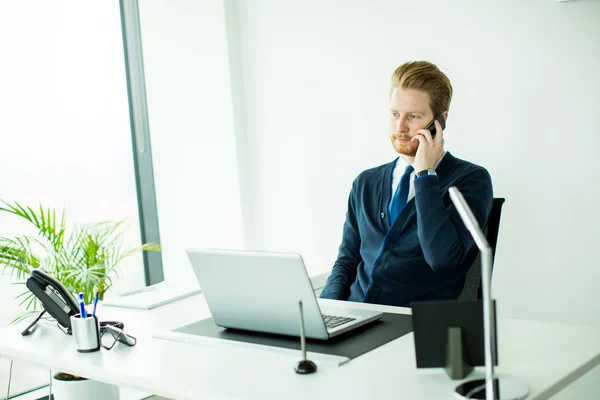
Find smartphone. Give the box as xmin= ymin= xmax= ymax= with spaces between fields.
xmin=424 ymin=113 xmax=446 ymax=138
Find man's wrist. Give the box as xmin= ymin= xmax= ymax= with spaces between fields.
xmin=414 ymin=168 xmax=437 ymax=180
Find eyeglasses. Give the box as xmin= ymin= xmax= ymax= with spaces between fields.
xmin=100 ymin=325 xmax=137 ymax=350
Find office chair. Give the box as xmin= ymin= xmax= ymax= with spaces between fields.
xmin=457 ymin=198 xmax=506 ymax=301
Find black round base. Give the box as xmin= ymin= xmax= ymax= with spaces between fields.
xmin=454 ymin=378 xmax=529 ymax=400
xmin=294 ymin=360 xmax=317 ymax=374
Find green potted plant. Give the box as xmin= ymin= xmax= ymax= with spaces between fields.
xmin=0 ymin=201 xmax=161 ymax=323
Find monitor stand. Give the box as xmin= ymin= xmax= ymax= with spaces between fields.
xmin=445 ymin=326 xmax=473 ymax=380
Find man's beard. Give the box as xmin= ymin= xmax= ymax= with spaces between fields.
xmin=391 ymin=135 xmax=418 ymax=156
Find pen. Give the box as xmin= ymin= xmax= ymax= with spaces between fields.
xmin=79 ymin=293 xmax=87 ymax=318
xmin=92 ymin=291 xmax=99 ymax=318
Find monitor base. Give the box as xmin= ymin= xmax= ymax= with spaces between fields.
xmin=454 ymin=378 xmax=529 ymax=400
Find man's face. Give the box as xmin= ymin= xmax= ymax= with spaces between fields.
xmin=388 ymin=87 xmax=435 ymax=157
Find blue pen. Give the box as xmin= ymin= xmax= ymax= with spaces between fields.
xmin=92 ymin=291 xmax=99 ymax=318
xmin=79 ymin=293 xmax=87 ymax=318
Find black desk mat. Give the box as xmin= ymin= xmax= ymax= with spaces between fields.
xmin=173 ymin=312 xmax=412 ymax=361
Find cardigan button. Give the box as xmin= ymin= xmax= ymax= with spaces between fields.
xmin=380 ymin=212 xmax=385 ymax=219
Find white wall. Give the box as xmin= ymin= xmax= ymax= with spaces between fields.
xmin=0 ymin=1 xmax=144 ymax=326
xmin=136 ymin=0 xmax=600 ymax=327
xmin=137 ymin=0 xmax=245 ymax=284
xmin=231 ymin=0 xmax=600 ymax=329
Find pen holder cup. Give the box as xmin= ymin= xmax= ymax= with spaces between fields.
xmin=70 ymin=314 xmax=101 ymax=353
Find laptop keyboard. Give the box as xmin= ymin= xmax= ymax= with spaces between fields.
xmin=322 ymin=314 xmax=356 ymax=329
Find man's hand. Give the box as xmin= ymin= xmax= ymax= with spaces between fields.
xmin=411 ymin=120 xmax=445 ymax=173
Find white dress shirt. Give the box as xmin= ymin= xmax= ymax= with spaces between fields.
xmin=391 ymin=152 xmax=447 ymax=202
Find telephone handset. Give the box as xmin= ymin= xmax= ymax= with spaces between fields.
xmin=424 ymin=113 xmax=446 ymax=138
xmin=24 ymin=268 xmax=80 ymax=335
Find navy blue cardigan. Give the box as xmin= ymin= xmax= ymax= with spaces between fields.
xmin=320 ymin=152 xmax=493 ymax=307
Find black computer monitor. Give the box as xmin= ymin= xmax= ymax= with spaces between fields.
xmin=411 ymin=299 xmax=498 ymax=378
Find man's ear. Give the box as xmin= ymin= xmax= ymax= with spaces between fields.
xmin=442 ymin=111 xmax=449 ymax=122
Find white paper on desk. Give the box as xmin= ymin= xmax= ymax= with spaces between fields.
xmin=102 ymin=282 xmax=201 ymax=310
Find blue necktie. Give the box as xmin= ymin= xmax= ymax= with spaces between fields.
xmin=389 ymin=165 xmax=414 ymax=223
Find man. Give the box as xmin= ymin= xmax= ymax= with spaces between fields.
xmin=320 ymin=61 xmax=493 ymax=307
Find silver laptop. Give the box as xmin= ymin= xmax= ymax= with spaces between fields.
xmin=186 ymin=249 xmax=383 ymax=340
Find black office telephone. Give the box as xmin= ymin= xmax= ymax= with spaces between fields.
xmin=22 ymin=269 xmax=124 ymax=336
xmin=23 ymin=268 xmax=80 ymax=335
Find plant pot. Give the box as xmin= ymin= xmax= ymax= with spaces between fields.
xmin=52 ymin=372 xmax=120 ymax=400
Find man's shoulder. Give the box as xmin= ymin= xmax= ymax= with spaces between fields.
xmin=443 ymin=153 xmax=491 ymax=178
xmin=439 ymin=153 xmax=492 ymax=194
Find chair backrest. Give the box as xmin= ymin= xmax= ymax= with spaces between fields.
xmin=457 ymin=198 xmax=506 ymax=300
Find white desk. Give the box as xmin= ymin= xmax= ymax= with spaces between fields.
xmin=1 ymin=295 xmax=599 ymax=400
